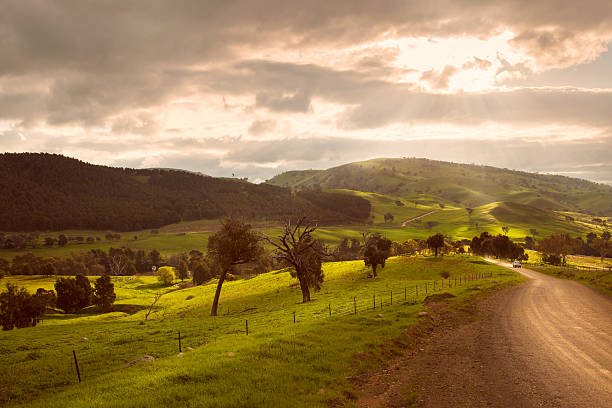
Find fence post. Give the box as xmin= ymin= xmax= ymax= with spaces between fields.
xmin=293 ymin=311 xmax=296 ymax=324
xmin=328 ymin=303 xmax=331 ymax=316
xmin=354 ymin=297 xmax=357 ymax=315
xmin=416 ymin=285 xmax=418 ymax=297
xmin=425 ymin=283 xmax=428 ymax=294
xmin=72 ymin=350 xmax=81 ymax=383
xmin=373 ymin=293 xmax=376 ymax=310
xmin=391 ymin=290 xmax=393 ymax=305
xmin=178 ymin=331 xmax=182 ymax=353
xmin=246 ymin=320 xmax=249 ymax=335
xmin=404 ymin=287 xmax=407 ymax=302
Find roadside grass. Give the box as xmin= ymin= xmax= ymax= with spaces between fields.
xmin=526 ymin=265 xmax=612 ymax=297
xmin=523 ymin=251 xmax=612 ymax=296
xmin=0 ymin=256 xmax=522 ymax=407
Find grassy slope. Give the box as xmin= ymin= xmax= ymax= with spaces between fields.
xmin=267 ymin=157 xmax=612 ymax=216
xmin=0 ymin=256 xmax=523 ymax=407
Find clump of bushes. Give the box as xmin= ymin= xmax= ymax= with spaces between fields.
xmin=156 ymin=266 xmax=175 ymax=285
xmin=0 ymin=284 xmax=55 ymax=330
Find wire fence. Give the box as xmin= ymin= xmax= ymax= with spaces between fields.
xmin=64 ymin=271 xmax=494 ymax=385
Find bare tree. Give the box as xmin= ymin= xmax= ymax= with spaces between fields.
xmin=264 ymin=217 xmax=326 ymax=303
xmin=145 ymin=293 xmax=163 ymax=321
xmin=108 ymin=255 xmax=128 ymax=276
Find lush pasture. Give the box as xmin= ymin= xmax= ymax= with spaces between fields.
xmin=0 ymin=256 xmax=522 ymax=407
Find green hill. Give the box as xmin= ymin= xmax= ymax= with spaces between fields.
xmin=0 ymin=153 xmax=370 ymax=232
xmin=267 ymin=157 xmax=612 ymax=216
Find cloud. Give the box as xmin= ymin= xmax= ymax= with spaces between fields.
xmin=255 ymin=90 xmax=312 ymax=112
xmin=341 ymin=86 xmax=612 ymax=129
xmin=247 ymin=119 xmax=277 ymax=136
xmin=420 ymin=65 xmax=458 ymax=90
xmin=1 ymin=1 xmax=612 ymax=184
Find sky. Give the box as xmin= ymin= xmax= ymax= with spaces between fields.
xmin=1 ymin=1 xmax=611 ymax=184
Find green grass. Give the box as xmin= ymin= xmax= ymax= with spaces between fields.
xmin=0 ymin=256 xmax=522 ymax=407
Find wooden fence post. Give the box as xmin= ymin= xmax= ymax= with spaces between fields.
xmin=72 ymin=350 xmax=81 ymax=383
xmin=246 ymin=320 xmax=249 ymax=335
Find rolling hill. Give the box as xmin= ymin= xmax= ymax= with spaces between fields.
xmin=0 ymin=153 xmax=370 ymax=231
xmin=267 ymin=157 xmax=612 ymax=216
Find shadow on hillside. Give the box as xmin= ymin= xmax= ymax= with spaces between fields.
xmin=469 ymin=260 xmax=489 ymax=265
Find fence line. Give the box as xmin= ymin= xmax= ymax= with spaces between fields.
xmin=67 ymin=271 xmax=493 ymax=383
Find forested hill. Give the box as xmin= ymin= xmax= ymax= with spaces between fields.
xmin=267 ymin=158 xmax=612 ymax=216
xmin=0 ymin=153 xmax=370 ymax=231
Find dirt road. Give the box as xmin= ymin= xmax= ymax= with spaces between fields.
xmin=356 ymin=262 xmax=612 ymax=407
xmin=400 ymin=210 xmax=437 ymax=227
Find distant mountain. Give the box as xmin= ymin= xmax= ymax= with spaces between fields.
xmin=267 ymin=158 xmax=612 ymax=216
xmin=0 ymin=153 xmax=370 ymax=231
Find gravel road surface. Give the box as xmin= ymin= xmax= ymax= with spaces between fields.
xmin=356 ymin=262 xmax=612 ymax=407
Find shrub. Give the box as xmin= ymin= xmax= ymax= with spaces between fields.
xmin=93 ymin=275 xmax=116 ymax=312
xmin=439 ymin=271 xmax=450 ymax=279
xmin=542 ymin=254 xmax=562 ymax=265
xmin=156 ymin=266 xmax=175 ymax=285
xmin=0 ymin=284 xmax=52 ymax=330
xmin=54 ymin=275 xmax=92 ymax=313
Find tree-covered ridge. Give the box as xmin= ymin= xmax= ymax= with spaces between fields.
xmin=267 ymin=157 xmax=612 ymax=216
xmin=0 ymin=153 xmax=370 ymax=231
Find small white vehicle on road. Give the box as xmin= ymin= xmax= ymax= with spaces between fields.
xmin=512 ymin=261 xmax=522 ymax=268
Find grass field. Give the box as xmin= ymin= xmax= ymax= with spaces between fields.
xmin=0 ymin=256 xmax=522 ymax=407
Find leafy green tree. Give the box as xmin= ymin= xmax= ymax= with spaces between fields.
xmin=502 ymin=225 xmax=510 ymax=235
xmin=363 ymin=233 xmax=392 ymax=277
xmin=265 ymin=218 xmax=326 ymax=303
xmin=93 ymin=275 xmax=116 ymax=312
xmin=1 ymin=284 xmax=53 ymax=330
xmin=383 ymin=213 xmax=394 ymax=223
xmin=156 ymin=266 xmax=175 ymax=286
xmin=149 ymin=249 xmax=162 ymax=269
xmin=177 ymin=260 xmax=189 ymax=281
xmin=426 ymin=233 xmax=445 ymax=257
xmin=58 ymin=234 xmax=68 ymax=247
xmin=193 ymin=261 xmax=212 ymax=285
xmin=41 ymin=262 xmax=56 ymax=277
xmin=537 ymin=233 xmax=581 ymax=265
xmin=207 ymin=219 xmax=263 ymax=316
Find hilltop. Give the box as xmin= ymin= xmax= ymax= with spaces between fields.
xmin=0 ymin=153 xmax=370 ymax=231
xmin=267 ymin=157 xmax=612 ymax=216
